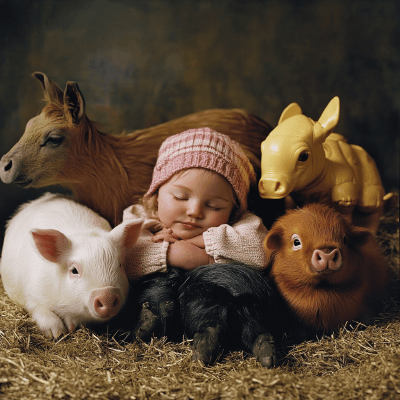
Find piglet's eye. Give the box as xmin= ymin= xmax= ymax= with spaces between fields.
xmin=291 ymin=234 xmax=302 ymax=250
xmin=68 ymin=264 xmax=81 ymax=278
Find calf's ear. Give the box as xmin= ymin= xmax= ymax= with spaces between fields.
xmin=64 ymin=81 xmax=86 ymax=124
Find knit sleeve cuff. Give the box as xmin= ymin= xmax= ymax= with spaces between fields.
xmin=203 ymin=212 xmax=268 ymax=268
xmin=124 ymin=237 xmax=170 ymax=281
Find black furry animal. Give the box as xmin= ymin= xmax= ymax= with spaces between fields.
xmin=129 ymin=268 xmax=185 ymax=343
xmin=128 ymin=263 xmax=283 ymax=368
xmin=100 ymin=268 xmax=185 ymax=341
xmin=179 ymin=264 xmax=281 ymax=367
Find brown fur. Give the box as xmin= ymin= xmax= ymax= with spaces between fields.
xmin=0 ymin=73 xmax=272 ymax=226
xmin=263 ymin=203 xmax=388 ymax=332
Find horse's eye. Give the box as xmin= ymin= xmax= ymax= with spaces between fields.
xmin=45 ymin=135 xmax=65 ymax=147
xmin=71 ymin=267 xmax=79 ymax=275
xmin=298 ymin=152 xmax=309 ymax=162
xmin=40 ymin=131 xmax=65 ymax=148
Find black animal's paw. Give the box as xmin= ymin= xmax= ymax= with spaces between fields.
xmin=159 ymin=300 xmax=176 ymax=318
xmin=133 ymin=303 xmax=160 ymax=342
xmin=252 ymin=333 xmax=277 ymax=368
xmin=192 ymin=327 xmax=221 ymax=365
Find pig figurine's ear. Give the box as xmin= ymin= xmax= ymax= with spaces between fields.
xmin=31 ymin=229 xmax=71 ymax=263
xmin=278 ymin=103 xmax=302 ymax=125
xmin=110 ymin=219 xmax=144 ymax=251
xmin=313 ymin=96 xmax=340 ymax=145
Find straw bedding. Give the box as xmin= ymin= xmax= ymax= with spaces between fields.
xmin=0 ymin=206 xmax=398 ymax=400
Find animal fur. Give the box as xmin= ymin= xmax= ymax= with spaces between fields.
xmin=179 ymin=264 xmax=280 ymax=367
xmin=115 ymin=264 xmax=282 ymax=367
xmin=0 ymin=72 xmax=272 ymax=226
xmin=264 ymin=203 xmax=388 ymax=332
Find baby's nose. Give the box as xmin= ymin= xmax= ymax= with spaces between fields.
xmin=187 ymin=201 xmax=203 ymax=218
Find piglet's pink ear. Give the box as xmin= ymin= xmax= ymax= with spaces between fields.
xmin=110 ymin=219 xmax=143 ymax=251
xmin=263 ymin=227 xmax=284 ymax=267
xmin=31 ymin=229 xmax=71 ymax=263
xmin=264 ymin=227 xmax=283 ymax=252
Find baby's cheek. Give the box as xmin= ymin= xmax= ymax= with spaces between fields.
xmin=207 ymin=211 xmax=231 ymax=229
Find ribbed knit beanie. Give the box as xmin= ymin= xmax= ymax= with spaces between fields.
xmin=144 ymin=127 xmax=256 ymax=212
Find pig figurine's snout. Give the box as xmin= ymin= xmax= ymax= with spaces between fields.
xmin=311 ymin=248 xmax=342 ymax=274
xmin=258 ymin=177 xmax=288 ymax=199
xmin=91 ymin=287 xmax=123 ymax=319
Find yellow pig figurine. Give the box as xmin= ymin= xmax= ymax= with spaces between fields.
xmin=259 ymin=96 xmax=387 ymax=232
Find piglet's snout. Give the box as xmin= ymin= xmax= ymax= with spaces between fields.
xmin=311 ymin=248 xmax=342 ymax=273
xmin=90 ymin=287 xmax=123 ymax=319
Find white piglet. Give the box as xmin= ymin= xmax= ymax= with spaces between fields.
xmin=0 ymin=193 xmax=142 ymax=339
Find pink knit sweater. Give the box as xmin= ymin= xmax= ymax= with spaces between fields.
xmin=123 ymin=204 xmax=268 ymax=281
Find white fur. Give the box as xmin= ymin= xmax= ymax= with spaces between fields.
xmin=1 ymin=193 xmax=142 ymax=339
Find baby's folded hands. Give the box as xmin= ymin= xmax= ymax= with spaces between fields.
xmin=152 ymin=228 xmax=179 ymax=243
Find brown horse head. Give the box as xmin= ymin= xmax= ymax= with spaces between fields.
xmin=0 ymin=72 xmax=87 ymax=188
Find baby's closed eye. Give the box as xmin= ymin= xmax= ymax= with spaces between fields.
xmin=171 ymin=190 xmax=188 ymax=201
xmin=207 ymin=204 xmax=223 ymax=211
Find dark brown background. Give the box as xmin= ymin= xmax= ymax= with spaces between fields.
xmin=0 ymin=0 xmax=399 ymax=244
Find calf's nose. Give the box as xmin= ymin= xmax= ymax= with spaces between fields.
xmin=311 ymin=248 xmax=342 ymax=272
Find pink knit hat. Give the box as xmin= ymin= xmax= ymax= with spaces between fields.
xmin=144 ymin=127 xmax=256 ymax=212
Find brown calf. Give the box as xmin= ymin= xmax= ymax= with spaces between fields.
xmin=0 ymin=73 xmax=272 ymax=226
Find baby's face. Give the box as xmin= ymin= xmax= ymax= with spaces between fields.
xmin=157 ymin=169 xmax=235 ymax=240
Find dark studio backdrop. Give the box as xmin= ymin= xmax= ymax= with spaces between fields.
xmin=0 ymin=0 xmax=399 ymax=246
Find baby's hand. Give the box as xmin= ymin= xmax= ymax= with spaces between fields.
xmin=185 ymin=234 xmax=205 ymax=248
xmin=152 ymin=228 xmax=180 ymax=243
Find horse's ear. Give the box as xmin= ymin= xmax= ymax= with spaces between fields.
xmin=63 ymin=81 xmax=86 ymax=124
xmin=33 ymin=72 xmax=63 ymax=104
xmin=313 ymin=96 xmax=340 ymax=144
xmin=278 ymin=103 xmax=302 ymax=125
